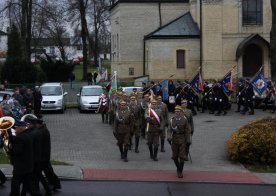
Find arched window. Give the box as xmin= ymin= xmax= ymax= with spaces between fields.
xmin=242 ymin=0 xmax=263 ymax=25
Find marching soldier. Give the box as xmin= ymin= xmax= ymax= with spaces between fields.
xmin=145 ymin=99 xmax=163 ymax=161
xmin=129 ymin=96 xmax=141 ymax=153
xmin=108 ymin=90 xmax=117 ymax=125
xmin=114 ymin=100 xmax=132 ymax=162
xmin=180 ymin=99 xmax=194 ymax=161
xmin=167 ymin=105 xmax=191 ymax=178
xmin=235 ymin=81 xmax=245 ymax=113
xmin=140 ymin=93 xmax=150 ymax=138
xmin=156 ymin=96 xmax=168 ymax=152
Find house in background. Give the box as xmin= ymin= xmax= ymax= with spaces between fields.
xmin=110 ymin=0 xmax=272 ymax=81
xmin=0 ymin=30 xmax=8 ymax=59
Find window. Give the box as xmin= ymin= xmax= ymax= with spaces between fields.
xmin=176 ymin=50 xmax=185 ymax=68
xmin=129 ymin=67 xmax=134 ymax=75
xmin=242 ymin=0 xmax=263 ymax=25
xmin=50 ymin=47 xmax=55 ymax=54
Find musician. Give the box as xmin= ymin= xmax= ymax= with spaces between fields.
xmin=129 ymin=96 xmax=141 ymax=153
xmin=156 ymin=96 xmax=168 ymax=152
xmin=114 ymin=100 xmax=132 ymax=162
xmin=9 ymin=120 xmax=41 ymax=196
xmin=167 ymin=105 xmax=191 ymax=178
xmin=145 ymin=99 xmax=163 ymax=161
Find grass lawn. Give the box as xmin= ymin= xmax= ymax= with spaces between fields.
xmin=0 ymin=152 xmax=70 ymax=166
xmin=244 ymin=164 xmax=276 ymax=173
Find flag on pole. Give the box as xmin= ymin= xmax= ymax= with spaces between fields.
xmin=220 ymin=69 xmax=235 ymax=96
xmin=159 ymin=80 xmax=169 ymax=101
xmin=190 ymin=72 xmax=204 ymax=93
xmin=107 ymin=71 xmax=117 ymax=95
xmin=251 ymin=68 xmax=267 ymax=95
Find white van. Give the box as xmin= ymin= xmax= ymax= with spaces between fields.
xmin=40 ymin=83 xmax=68 ymax=113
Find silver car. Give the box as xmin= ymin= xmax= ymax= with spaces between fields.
xmin=40 ymin=83 xmax=68 ymax=113
xmin=77 ymin=85 xmax=103 ymax=112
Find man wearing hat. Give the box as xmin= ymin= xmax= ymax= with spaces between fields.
xmin=156 ymin=95 xmax=168 ymax=152
xmin=145 ymin=99 xmax=163 ymax=161
xmin=114 ymin=100 xmax=132 ymax=162
xmin=9 ymin=119 xmax=41 ymax=196
xmin=129 ymin=95 xmax=141 ymax=153
xmin=241 ymin=80 xmax=255 ymax=115
xmin=167 ymin=105 xmax=191 ymax=178
xmin=180 ymin=99 xmax=194 ymax=161
xmin=140 ymin=93 xmax=150 ymax=138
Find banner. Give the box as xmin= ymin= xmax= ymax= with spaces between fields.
xmin=106 ymin=72 xmax=117 ymax=94
xmin=190 ymin=72 xmax=204 ymax=93
xmin=251 ymin=69 xmax=267 ymax=95
xmin=220 ymin=70 xmax=235 ymax=96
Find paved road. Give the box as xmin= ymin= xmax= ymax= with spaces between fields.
xmin=1 ymin=180 xmax=276 ymax=196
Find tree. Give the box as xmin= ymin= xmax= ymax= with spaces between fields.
xmin=1 ymin=24 xmax=37 ymax=83
xmin=271 ymin=0 xmax=276 ymax=80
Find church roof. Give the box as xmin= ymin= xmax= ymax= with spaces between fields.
xmin=145 ymin=12 xmax=200 ymax=39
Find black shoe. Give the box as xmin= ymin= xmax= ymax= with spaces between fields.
xmin=235 ymin=110 xmax=240 ymax=113
xmin=52 ymin=184 xmax=61 ymax=190
xmin=135 ymin=148 xmax=139 ymax=153
xmin=215 ymin=112 xmax=221 ymax=116
xmin=223 ymin=111 xmax=227 ymax=115
xmin=248 ymin=111 xmax=254 ymax=115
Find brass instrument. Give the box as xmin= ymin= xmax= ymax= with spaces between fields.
xmin=0 ymin=116 xmax=15 ymax=157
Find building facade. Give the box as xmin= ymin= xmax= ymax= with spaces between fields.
xmin=110 ymin=0 xmax=272 ymax=81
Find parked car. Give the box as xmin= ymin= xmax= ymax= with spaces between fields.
xmin=40 ymin=83 xmax=68 ymax=113
xmin=121 ymin=86 xmax=143 ymax=94
xmin=77 ymin=85 xmax=103 ymax=112
xmin=0 ymin=91 xmax=14 ymax=101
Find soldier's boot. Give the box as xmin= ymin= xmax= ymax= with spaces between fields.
xmin=129 ymin=137 xmax=133 ymax=150
xmin=173 ymin=159 xmax=179 ymax=176
xmin=135 ymin=137 xmax=140 ymax=153
xmin=101 ymin=114 xmax=104 ymax=123
xmin=272 ymin=105 xmax=275 ymax=114
xmin=119 ymin=145 xmax=124 ymax=159
xmin=148 ymin=145 xmax=153 ymax=159
xmin=184 ymin=145 xmax=190 ymax=161
xmin=178 ymin=161 xmax=184 ymax=178
xmin=153 ymin=147 xmax=158 ymax=161
xmin=123 ymin=148 xmax=128 ymax=162
xmin=160 ymin=138 xmax=165 ymax=152
xmin=105 ymin=113 xmax=109 ymax=123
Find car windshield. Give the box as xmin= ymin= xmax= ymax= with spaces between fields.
xmin=123 ymin=87 xmax=143 ymax=94
xmin=41 ymin=86 xmax=62 ymax=96
xmin=81 ymin=88 xmax=103 ymax=96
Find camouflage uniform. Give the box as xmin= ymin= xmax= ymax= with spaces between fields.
xmin=168 ymin=105 xmax=191 ymax=178
xmin=114 ymin=101 xmax=131 ymax=162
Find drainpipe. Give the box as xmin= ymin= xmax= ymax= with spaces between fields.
xmin=200 ymin=0 xmax=203 ymax=75
xmin=143 ymin=37 xmax=146 ymax=76
xmin=158 ymin=3 xmax=162 ymax=27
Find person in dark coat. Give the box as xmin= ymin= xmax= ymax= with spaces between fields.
xmin=23 ymin=88 xmax=34 ymax=114
xmin=93 ymin=71 xmax=98 ymax=85
xmin=33 ymin=86 xmax=42 ymax=119
xmin=241 ymin=80 xmax=255 ymax=115
xmin=87 ymin=72 xmax=93 ymax=85
xmin=9 ymin=121 xmax=41 ymax=196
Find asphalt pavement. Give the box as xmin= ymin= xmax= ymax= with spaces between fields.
xmin=0 ymin=83 xmax=276 ymax=195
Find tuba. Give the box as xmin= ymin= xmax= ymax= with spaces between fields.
xmin=0 ymin=116 xmax=15 ymax=157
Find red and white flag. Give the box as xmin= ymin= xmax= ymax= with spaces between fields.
xmin=150 ymin=108 xmax=160 ymax=127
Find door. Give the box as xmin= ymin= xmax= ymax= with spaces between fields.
xmin=242 ymin=44 xmax=262 ymax=77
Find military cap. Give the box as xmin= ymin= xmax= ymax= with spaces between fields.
xmin=181 ymin=99 xmax=188 ymax=104
xmin=144 ymin=94 xmax=149 ymax=97
xmin=119 ymin=100 xmax=127 ymax=105
xmin=175 ymin=105 xmax=182 ymax=111
xmin=130 ymin=96 xmax=136 ymax=101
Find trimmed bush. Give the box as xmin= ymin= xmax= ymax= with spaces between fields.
xmin=227 ymin=116 xmax=276 ymax=165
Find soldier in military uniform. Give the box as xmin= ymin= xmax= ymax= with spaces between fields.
xmin=167 ymin=105 xmax=191 ymax=178
xmin=145 ymin=99 xmax=163 ymax=161
xmin=180 ymin=99 xmax=194 ymax=161
xmin=114 ymin=100 xmax=132 ymax=162
xmin=129 ymin=95 xmax=141 ymax=153
xmin=108 ymin=90 xmax=117 ymax=125
xmin=241 ymin=80 xmax=255 ymax=115
xmin=156 ymin=96 xmax=168 ymax=152
xmin=140 ymin=93 xmax=150 ymax=138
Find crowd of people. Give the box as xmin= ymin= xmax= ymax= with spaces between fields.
xmin=0 ymin=86 xmax=60 ymax=195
